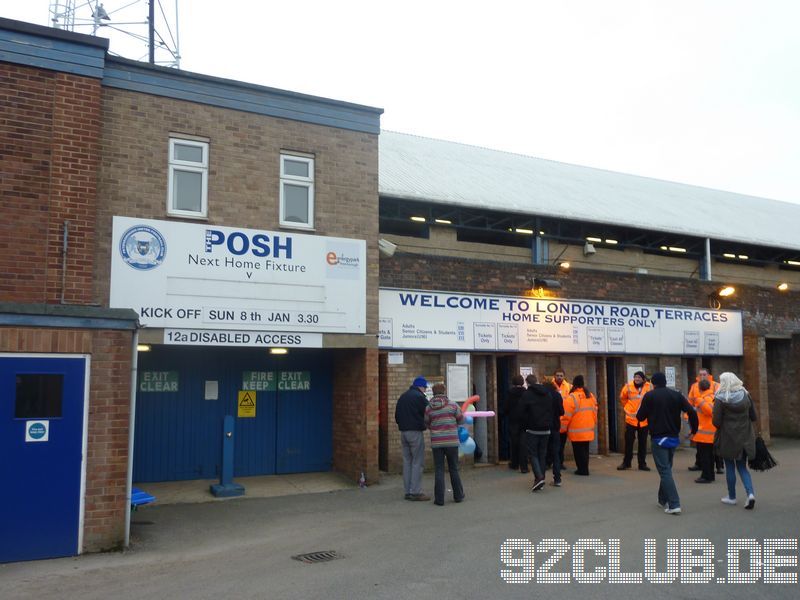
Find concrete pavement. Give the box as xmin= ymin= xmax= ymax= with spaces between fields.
xmin=3 ymin=439 xmax=799 ymax=599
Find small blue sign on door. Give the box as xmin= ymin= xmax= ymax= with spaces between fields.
xmin=26 ymin=420 xmax=49 ymax=442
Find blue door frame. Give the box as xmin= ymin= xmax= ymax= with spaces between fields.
xmin=0 ymin=355 xmax=87 ymax=563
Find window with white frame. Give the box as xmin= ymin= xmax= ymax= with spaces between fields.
xmin=279 ymin=153 xmax=314 ymax=229
xmin=168 ymin=138 xmax=208 ymax=217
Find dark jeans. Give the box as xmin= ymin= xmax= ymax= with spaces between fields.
xmin=509 ymin=422 xmax=527 ymax=471
xmin=525 ymin=431 xmax=551 ymax=481
xmin=696 ymin=442 xmax=715 ymax=480
xmin=560 ymin=433 xmax=568 ymax=466
xmin=432 ymin=446 xmax=464 ymax=505
xmin=651 ymin=443 xmax=680 ymax=509
xmin=550 ymin=428 xmax=562 ymax=482
xmin=572 ymin=440 xmax=590 ymax=475
xmin=622 ymin=423 xmax=649 ymax=467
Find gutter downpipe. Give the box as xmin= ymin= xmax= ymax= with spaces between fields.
xmin=124 ymin=327 xmax=140 ymax=548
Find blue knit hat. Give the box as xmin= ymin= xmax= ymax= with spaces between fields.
xmin=412 ymin=376 xmax=428 ymax=388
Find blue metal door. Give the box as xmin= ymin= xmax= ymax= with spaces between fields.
xmin=0 ymin=356 xmax=86 ymax=563
xmin=134 ymin=348 xmax=332 ymax=482
xmin=276 ymin=353 xmax=332 ymax=474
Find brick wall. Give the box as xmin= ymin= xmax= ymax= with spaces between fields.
xmin=0 ymin=63 xmax=100 ymax=305
xmin=96 ymin=88 xmax=380 ymax=331
xmin=0 ymin=326 xmax=134 ymax=553
xmin=332 ymin=348 xmax=379 ymax=483
xmin=379 ymin=254 xmax=800 ymax=455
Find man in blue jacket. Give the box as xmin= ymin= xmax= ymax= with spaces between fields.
xmin=395 ymin=376 xmax=430 ymax=501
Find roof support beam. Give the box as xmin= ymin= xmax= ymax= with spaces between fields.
xmin=700 ymin=238 xmax=712 ymax=281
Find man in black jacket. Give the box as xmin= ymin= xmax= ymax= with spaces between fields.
xmin=521 ymin=374 xmax=564 ymax=491
xmin=395 ymin=376 xmax=430 ymax=501
xmin=636 ymin=372 xmax=698 ymax=515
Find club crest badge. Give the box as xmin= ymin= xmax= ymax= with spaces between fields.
xmin=120 ymin=225 xmax=166 ymax=270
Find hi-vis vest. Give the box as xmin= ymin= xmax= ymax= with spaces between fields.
xmin=561 ymin=389 xmax=597 ymax=442
xmin=685 ymin=376 xmax=719 ymax=421
xmin=620 ymin=381 xmax=653 ymax=428
xmin=554 ymin=380 xmax=571 ymax=432
xmin=693 ymin=390 xmax=717 ymax=444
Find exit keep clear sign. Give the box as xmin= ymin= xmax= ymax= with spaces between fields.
xmin=242 ymin=371 xmax=310 ymax=391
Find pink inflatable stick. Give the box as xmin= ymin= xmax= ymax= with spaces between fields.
xmin=465 ymin=411 xmax=495 ymax=418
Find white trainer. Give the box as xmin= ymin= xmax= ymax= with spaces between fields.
xmin=664 ymin=506 xmax=682 ymax=515
xmin=745 ymin=494 xmax=755 ymax=510
xmin=721 ymin=496 xmax=737 ymax=505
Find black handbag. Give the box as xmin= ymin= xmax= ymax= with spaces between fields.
xmin=748 ymin=436 xmax=778 ymax=471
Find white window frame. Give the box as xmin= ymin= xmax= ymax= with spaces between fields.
xmin=279 ymin=153 xmax=314 ymax=230
xmin=167 ymin=138 xmax=208 ymax=218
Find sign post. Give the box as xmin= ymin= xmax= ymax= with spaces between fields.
xmin=210 ymin=415 xmax=245 ymax=497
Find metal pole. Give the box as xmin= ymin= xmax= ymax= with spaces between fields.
xmin=148 ymin=0 xmax=155 ymax=64
xmin=701 ymin=237 xmax=712 ymax=281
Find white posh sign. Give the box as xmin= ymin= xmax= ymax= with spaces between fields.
xmin=379 ymin=289 xmax=743 ymax=355
xmin=110 ymin=216 xmax=366 ymax=333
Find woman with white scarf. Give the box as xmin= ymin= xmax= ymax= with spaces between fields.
xmin=712 ymin=372 xmax=757 ymax=509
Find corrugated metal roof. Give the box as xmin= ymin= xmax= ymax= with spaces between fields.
xmin=379 ymin=131 xmax=800 ymax=252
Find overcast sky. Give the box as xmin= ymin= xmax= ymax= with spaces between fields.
xmin=4 ymin=0 xmax=799 ymax=205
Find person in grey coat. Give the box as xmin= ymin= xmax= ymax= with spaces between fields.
xmin=712 ymin=372 xmax=757 ymax=510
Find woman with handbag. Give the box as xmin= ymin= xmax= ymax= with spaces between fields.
xmin=712 ymin=372 xmax=757 ymax=509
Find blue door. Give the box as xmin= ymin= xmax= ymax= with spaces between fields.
xmin=134 ymin=348 xmax=332 ymax=482
xmin=0 ymin=356 xmax=86 ymax=563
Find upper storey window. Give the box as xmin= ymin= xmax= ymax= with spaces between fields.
xmin=168 ymin=138 xmax=208 ymax=218
xmin=279 ymin=153 xmax=314 ymax=230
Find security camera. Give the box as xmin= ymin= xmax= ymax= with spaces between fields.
xmin=583 ymin=242 xmax=596 ymax=256
xmin=378 ymin=238 xmax=397 ymax=257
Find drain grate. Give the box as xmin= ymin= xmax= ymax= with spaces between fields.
xmin=291 ymin=550 xmax=342 ymax=564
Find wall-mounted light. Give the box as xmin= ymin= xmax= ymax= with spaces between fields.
xmin=559 ymin=261 xmax=570 ymax=270
xmin=270 ymin=348 xmax=288 ymax=355
xmin=668 ymin=247 xmax=687 ymax=253
xmin=718 ymin=286 xmax=735 ymax=297
xmin=786 ymin=260 xmax=800 ymax=266
xmin=605 ymin=239 xmax=618 ymax=245
xmin=434 ymin=218 xmax=452 ymax=225
xmin=777 ymin=282 xmax=789 ymax=291
xmin=533 ymin=278 xmax=562 ymax=289
xmin=586 ymin=236 xmax=602 ymax=243
xmin=708 ymin=285 xmax=735 ymax=309
xmin=723 ymin=253 xmax=736 ymax=258
xmin=410 ymin=216 xmax=426 ymax=222
xmin=137 ymin=344 xmax=151 ymax=352
xmin=515 ymin=228 xmax=534 ymax=234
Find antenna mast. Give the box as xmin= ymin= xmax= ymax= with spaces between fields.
xmin=47 ymin=0 xmax=181 ymax=68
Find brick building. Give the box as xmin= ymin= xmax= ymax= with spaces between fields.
xmin=0 ymin=17 xmax=381 ymax=562
xmin=377 ymin=132 xmax=800 ymax=472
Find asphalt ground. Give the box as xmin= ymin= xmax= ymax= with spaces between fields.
xmin=3 ymin=439 xmax=799 ymax=600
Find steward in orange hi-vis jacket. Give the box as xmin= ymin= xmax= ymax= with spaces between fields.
xmin=617 ymin=371 xmax=653 ymax=471
xmin=561 ymin=375 xmax=597 ymax=476
xmin=686 ymin=369 xmax=719 ymax=471
xmin=693 ymin=379 xmax=718 ymax=483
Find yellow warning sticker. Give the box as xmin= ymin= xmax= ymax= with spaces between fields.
xmin=237 ymin=390 xmax=256 ymax=418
